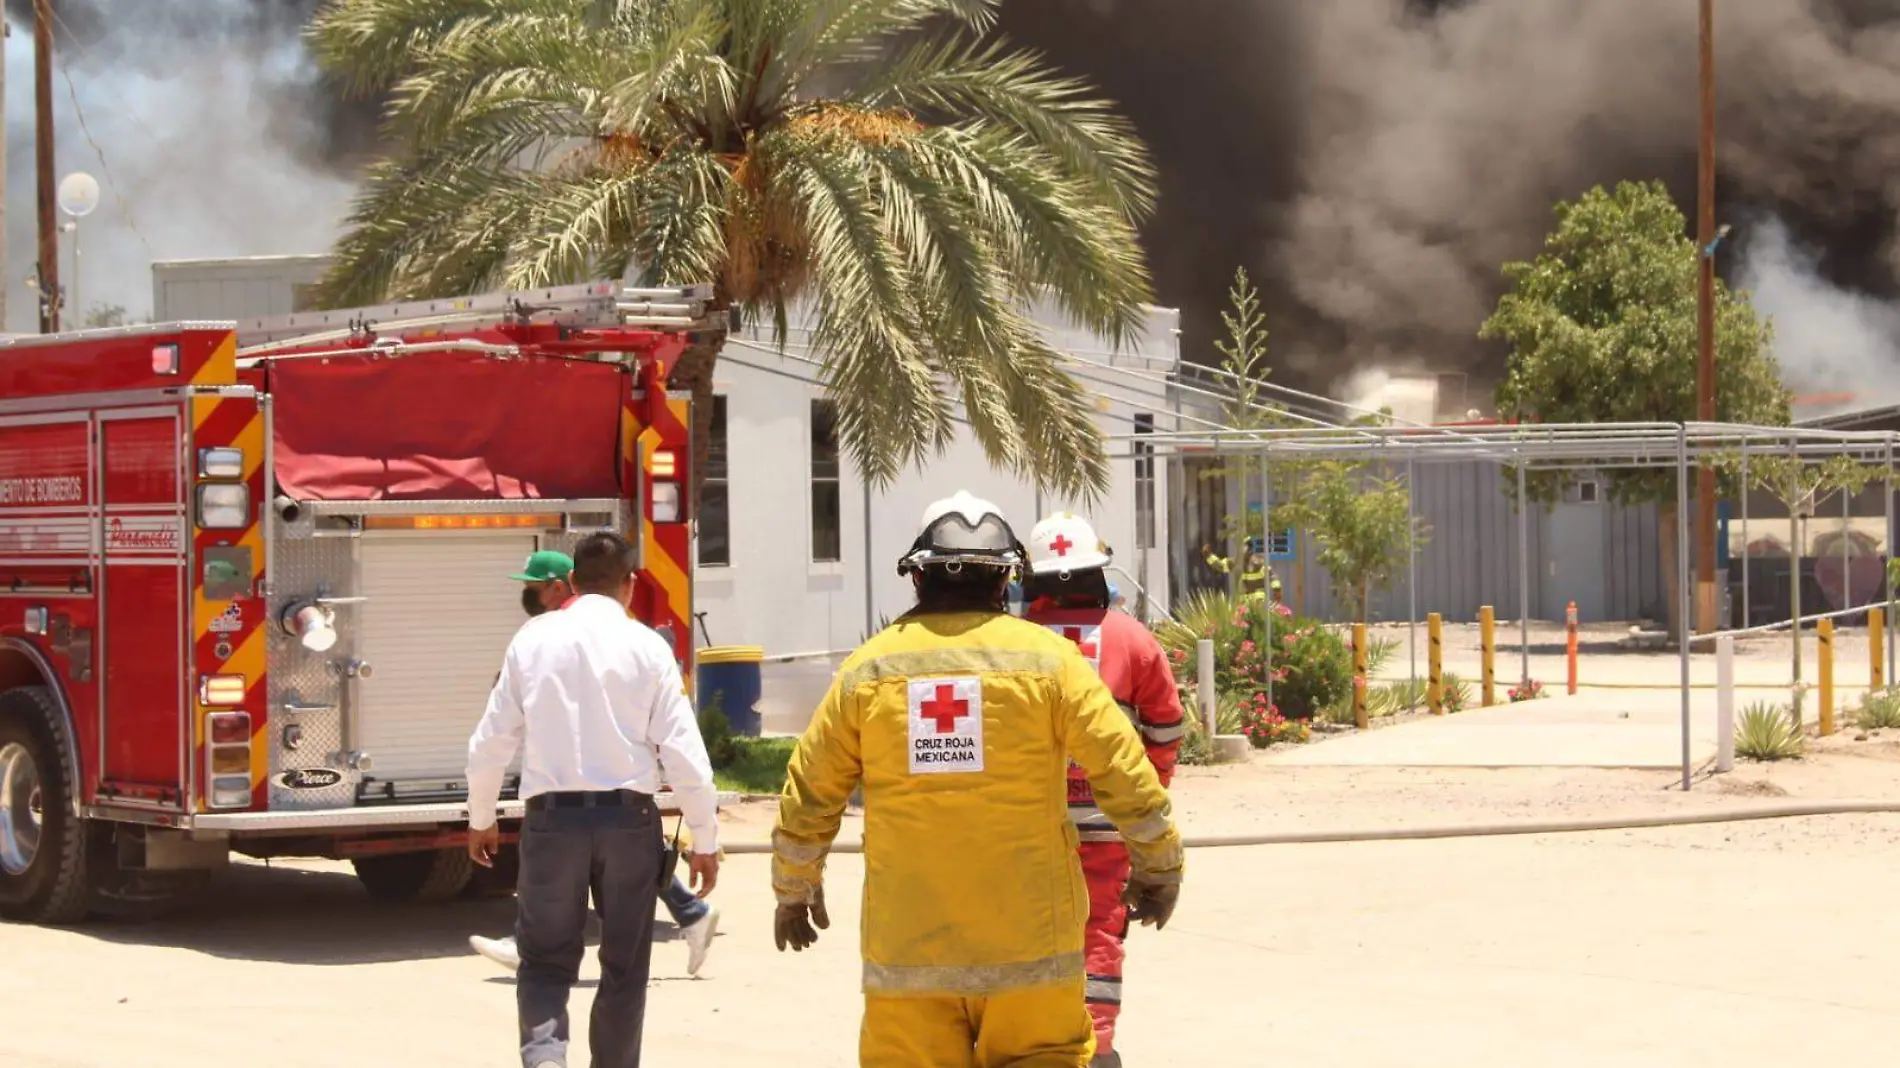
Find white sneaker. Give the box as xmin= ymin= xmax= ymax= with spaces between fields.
xmin=469 ymin=934 xmax=521 ymax=971
xmin=681 ymin=906 xmax=719 ymax=977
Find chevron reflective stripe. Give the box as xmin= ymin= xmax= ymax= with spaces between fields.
xmin=190 ymin=387 xmax=268 ymax=809
xmin=1085 ymin=976 xmax=1122 ymax=1004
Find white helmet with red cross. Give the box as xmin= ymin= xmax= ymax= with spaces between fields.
xmin=1026 ymin=512 xmax=1112 ymax=575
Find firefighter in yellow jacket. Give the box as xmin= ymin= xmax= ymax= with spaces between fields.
xmin=772 ymin=491 xmax=1185 ymax=1067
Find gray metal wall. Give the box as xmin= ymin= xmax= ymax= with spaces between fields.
xmin=1174 ymin=459 xmax=1668 ymax=626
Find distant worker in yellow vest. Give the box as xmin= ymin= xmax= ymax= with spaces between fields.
xmin=772 ymin=491 xmax=1185 ymax=1067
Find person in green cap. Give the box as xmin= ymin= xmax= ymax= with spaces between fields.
xmin=511 ymin=550 xmax=579 ymax=617
xmin=469 ymin=548 xmax=724 ymax=977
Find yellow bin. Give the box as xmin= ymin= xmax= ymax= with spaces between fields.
xmin=697 ymin=645 xmax=766 ymax=736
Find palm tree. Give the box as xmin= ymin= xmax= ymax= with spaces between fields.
xmin=306 ymin=0 xmax=1158 ymax=498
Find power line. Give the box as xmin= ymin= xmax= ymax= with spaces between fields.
xmin=45 ymin=4 xmax=152 ymax=257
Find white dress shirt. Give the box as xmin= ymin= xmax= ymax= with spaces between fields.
xmin=465 ymin=593 xmax=719 ymax=853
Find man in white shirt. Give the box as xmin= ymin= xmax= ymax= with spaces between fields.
xmin=466 ymin=532 xmax=720 ymax=1068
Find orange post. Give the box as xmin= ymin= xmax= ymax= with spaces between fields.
xmin=1427 ymin=613 xmax=1444 ymax=714
xmin=1565 ymin=600 xmax=1579 ymax=695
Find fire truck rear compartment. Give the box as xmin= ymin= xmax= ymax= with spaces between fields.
xmin=265 ymin=504 xmax=620 ymax=812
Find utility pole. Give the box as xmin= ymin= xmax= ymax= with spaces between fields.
xmin=34 ymin=0 xmax=59 ymax=334
xmin=1694 ymin=0 xmax=1718 ymax=637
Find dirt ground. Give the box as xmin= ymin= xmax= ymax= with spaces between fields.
xmin=7 ymin=750 xmax=1900 ymax=1067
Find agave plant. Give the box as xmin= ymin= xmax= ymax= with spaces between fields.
xmin=1735 ymin=701 xmax=1805 ymax=761
xmin=306 ymin=0 xmax=1158 ymax=499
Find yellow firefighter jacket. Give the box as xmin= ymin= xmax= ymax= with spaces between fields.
xmin=772 ymin=610 xmax=1184 ymax=998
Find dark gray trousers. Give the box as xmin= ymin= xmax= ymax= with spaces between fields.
xmin=516 ymin=795 xmax=662 ymax=1068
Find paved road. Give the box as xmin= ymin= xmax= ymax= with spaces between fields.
xmin=6 ymin=818 xmax=1898 ymax=1067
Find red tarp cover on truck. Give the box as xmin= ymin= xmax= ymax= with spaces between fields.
xmin=268 ymin=352 xmax=624 ymax=501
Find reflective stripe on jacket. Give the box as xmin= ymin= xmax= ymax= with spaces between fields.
xmin=771 ymin=610 xmax=1184 ymax=997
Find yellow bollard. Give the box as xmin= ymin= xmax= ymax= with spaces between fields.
xmin=1351 ymin=622 xmax=1369 ymax=729
xmin=1872 ymin=608 xmax=1886 ymax=691
xmin=1479 ymin=605 xmax=1496 ymax=706
xmin=1818 ymin=618 xmax=1835 ymax=737
xmin=1427 ymin=612 xmax=1444 ymax=714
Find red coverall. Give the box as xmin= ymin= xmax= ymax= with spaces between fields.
xmin=1027 ymin=599 xmax=1186 ymax=1061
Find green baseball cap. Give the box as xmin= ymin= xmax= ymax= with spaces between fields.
xmin=509 ymin=550 xmax=574 ymax=583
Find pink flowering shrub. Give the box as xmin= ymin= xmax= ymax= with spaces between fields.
xmin=1155 ymin=589 xmax=1350 ymax=724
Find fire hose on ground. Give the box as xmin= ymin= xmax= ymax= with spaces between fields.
xmin=713 ymin=799 xmax=1900 ymax=854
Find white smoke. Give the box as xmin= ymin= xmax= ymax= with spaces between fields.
xmin=1 ymin=8 xmax=354 ymax=333
xmin=1738 ymin=216 xmax=1900 ymax=417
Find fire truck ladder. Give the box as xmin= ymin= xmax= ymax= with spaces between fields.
xmin=234 ymin=280 xmax=722 ymax=360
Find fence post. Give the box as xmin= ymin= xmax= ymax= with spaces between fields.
xmin=1351 ymin=622 xmax=1369 ymax=730
xmin=1195 ymin=638 xmax=1217 ymax=741
xmin=1715 ymin=635 xmax=1735 ymax=773
xmin=1427 ymin=613 xmax=1444 ymax=714
xmin=1565 ymin=600 xmax=1579 ymax=695
xmin=1818 ymin=618 xmax=1835 ymax=737
xmin=1872 ymin=607 xmax=1886 ymax=692
xmin=1479 ymin=605 xmax=1496 ymax=706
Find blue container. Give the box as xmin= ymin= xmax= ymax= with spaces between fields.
xmin=697 ymin=646 xmax=765 ymax=737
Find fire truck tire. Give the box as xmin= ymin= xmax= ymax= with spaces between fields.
xmin=352 ymin=848 xmax=475 ymax=903
xmin=463 ymin=844 xmax=519 ymax=899
xmin=0 ymin=686 xmax=92 ymax=925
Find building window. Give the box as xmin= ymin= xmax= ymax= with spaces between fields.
xmin=810 ymin=399 xmax=842 ymax=562
xmin=1134 ymin=412 xmax=1156 ymax=549
xmin=697 ymin=395 xmax=730 ymax=568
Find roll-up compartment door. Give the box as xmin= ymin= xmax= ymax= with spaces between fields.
xmin=354 ymin=534 xmax=535 ymax=783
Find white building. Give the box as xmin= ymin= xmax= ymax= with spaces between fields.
xmin=151 ymin=257 xmax=1179 ymax=727
xmin=699 ymin=300 xmax=1179 ymax=661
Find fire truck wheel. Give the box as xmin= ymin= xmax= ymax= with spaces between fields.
xmin=352 ymin=847 xmax=476 ymax=903
xmin=463 ymin=844 xmax=519 ymax=899
xmin=0 ymin=687 xmax=91 ymax=925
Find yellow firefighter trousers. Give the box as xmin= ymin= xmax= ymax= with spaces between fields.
xmin=860 ymin=979 xmax=1095 ymax=1068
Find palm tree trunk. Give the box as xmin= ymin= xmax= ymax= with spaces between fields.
xmin=667 ymin=294 xmax=731 ymax=508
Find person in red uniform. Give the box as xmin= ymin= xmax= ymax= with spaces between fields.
xmin=1022 ymin=513 xmax=1186 ymax=1068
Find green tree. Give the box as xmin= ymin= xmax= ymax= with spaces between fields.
xmin=1481 ymin=180 xmax=1791 ymax=634
xmin=305 ymin=0 xmax=1158 ymax=499
xmin=1297 ymin=447 xmax=1428 ymax=624
xmin=1200 ymin=267 xmax=1426 ymax=620
xmin=1748 ymin=454 xmax=1878 ymax=724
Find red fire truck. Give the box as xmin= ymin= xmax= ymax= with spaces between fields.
xmin=0 ymin=281 xmax=717 ymax=923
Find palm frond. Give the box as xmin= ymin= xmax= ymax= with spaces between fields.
xmin=309 ymin=0 xmax=1151 ymax=497
xmin=854 ymin=34 xmax=1156 ymax=223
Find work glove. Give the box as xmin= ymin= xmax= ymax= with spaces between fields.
xmin=774 ymin=885 xmax=830 ymax=952
xmin=1121 ymin=873 xmax=1180 ymax=931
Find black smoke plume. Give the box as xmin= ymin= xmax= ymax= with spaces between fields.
xmin=997 ymin=0 xmax=1900 ymax=408
xmin=10 ymin=0 xmax=1900 ymax=411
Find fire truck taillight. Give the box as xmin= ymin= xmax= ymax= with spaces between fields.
xmin=205 ymin=712 xmax=253 ymax=809
xmin=208 ymin=712 xmax=251 ymax=745
xmin=198 ymin=674 xmax=248 ymax=706
xmin=198 ymin=446 xmax=245 ymax=479
xmin=152 ymin=343 xmax=181 ymax=375
xmin=196 ymin=483 xmax=252 ymax=529
xmin=651 ymin=450 xmax=678 ymax=478
xmin=652 ymin=481 xmax=681 ymax=524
